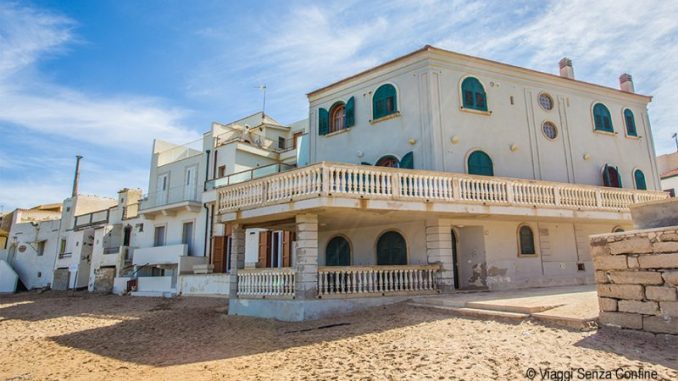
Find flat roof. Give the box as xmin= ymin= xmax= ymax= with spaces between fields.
xmin=307 ymin=45 xmax=652 ymax=101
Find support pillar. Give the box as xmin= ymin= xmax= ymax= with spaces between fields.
xmin=295 ymin=214 xmax=318 ymax=299
xmin=228 ymin=224 xmax=245 ymax=298
xmin=426 ymin=219 xmax=455 ymax=293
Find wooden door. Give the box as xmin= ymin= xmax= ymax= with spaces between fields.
xmin=282 ymin=231 xmax=294 ymax=267
xmin=212 ymin=236 xmax=225 ymax=273
xmin=258 ymin=231 xmax=271 ymax=268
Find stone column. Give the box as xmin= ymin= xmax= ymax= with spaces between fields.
xmin=227 ymin=224 xmax=245 ymax=298
xmin=426 ymin=219 xmax=455 ymax=293
xmin=295 ymin=214 xmax=318 ymax=299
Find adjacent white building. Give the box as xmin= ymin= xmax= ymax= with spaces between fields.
xmin=657 ymin=151 xmax=678 ymax=197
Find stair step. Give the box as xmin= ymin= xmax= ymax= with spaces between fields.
xmin=130 ymin=290 xmax=176 ymax=298
xmin=465 ymin=301 xmax=562 ymax=314
xmin=409 ymin=303 xmax=529 ymax=320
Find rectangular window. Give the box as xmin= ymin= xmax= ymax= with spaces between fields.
xmin=278 ymin=137 xmax=286 ymax=149
xmin=59 ymin=239 xmax=66 ymax=254
xmin=153 ymin=226 xmax=165 ymax=247
xmin=37 ymin=241 xmax=46 ymax=256
xmin=218 ymin=165 xmax=226 ymax=178
xmin=182 ymin=222 xmax=194 ymax=256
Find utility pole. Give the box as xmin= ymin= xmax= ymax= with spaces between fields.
xmin=259 ymin=84 xmax=267 ymax=118
xmin=72 ymin=155 xmax=83 ymax=197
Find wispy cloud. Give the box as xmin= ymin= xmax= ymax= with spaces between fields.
xmin=0 ymin=2 xmax=199 ymax=209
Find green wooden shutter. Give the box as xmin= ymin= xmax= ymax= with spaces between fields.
xmin=400 ymin=151 xmax=414 ymax=169
xmin=345 ymin=96 xmax=355 ymax=127
xmin=602 ymin=165 xmax=611 ymax=186
xmin=373 ymin=84 xmax=397 ymax=119
xmin=319 ymin=108 xmax=329 ymax=135
xmin=468 ymin=151 xmax=493 ymax=176
xmin=616 ymin=166 xmax=622 ymax=188
xmin=634 ymin=170 xmax=647 ymax=190
xmin=625 ymin=109 xmax=637 ymax=136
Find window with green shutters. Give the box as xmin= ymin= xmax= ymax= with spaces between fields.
xmin=377 ymin=231 xmax=407 ymax=265
xmin=602 ymin=164 xmax=622 ymax=188
xmin=467 ymin=150 xmax=494 ymax=176
xmin=624 ymin=109 xmax=637 ymax=136
xmin=461 ymin=77 xmax=487 ymax=111
xmin=518 ymin=225 xmax=536 ymax=255
xmin=372 ymin=84 xmax=397 ymax=119
xmin=400 ymin=151 xmax=414 ymax=169
xmin=634 ymin=169 xmax=647 ymax=190
xmin=593 ymin=103 xmax=614 ymax=132
xmin=326 ymin=236 xmax=351 ymax=266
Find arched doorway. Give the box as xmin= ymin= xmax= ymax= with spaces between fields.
xmin=326 ymin=236 xmax=350 ymax=266
xmin=377 ymin=231 xmax=407 ymax=265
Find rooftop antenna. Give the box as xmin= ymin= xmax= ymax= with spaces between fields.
xmin=673 ymin=132 xmax=678 ymax=152
xmin=72 ymin=155 xmax=83 ymax=197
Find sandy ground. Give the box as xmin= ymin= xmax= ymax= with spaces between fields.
xmin=0 ymin=291 xmax=676 ymax=381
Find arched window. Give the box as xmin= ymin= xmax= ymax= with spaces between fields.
xmin=467 ymin=150 xmax=494 ymax=176
xmin=518 ymin=225 xmax=536 ymax=255
xmin=593 ymin=103 xmax=613 ymax=132
xmin=377 ymin=231 xmax=407 ymax=265
xmin=612 ymin=226 xmax=625 ymax=233
xmin=376 ymin=155 xmax=400 ymax=168
xmin=634 ymin=169 xmax=647 ymax=190
xmin=326 ymin=236 xmax=351 ymax=266
xmin=602 ymin=165 xmax=622 ymax=188
xmin=329 ymin=102 xmax=345 ymax=133
xmin=461 ymin=77 xmax=487 ymax=111
xmin=373 ymin=84 xmax=397 ymax=119
xmin=624 ymin=109 xmax=637 ymax=136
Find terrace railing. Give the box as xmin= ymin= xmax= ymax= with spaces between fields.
xmin=217 ymin=162 xmax=668 ymax=214
xmin=318 ymin=264 xmax=441 ymax=297
xmin=236 ymin=268 xmax=295 ymax=298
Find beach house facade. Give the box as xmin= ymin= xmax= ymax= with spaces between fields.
xmin=215 ymin=46 xmax=667 ymax=321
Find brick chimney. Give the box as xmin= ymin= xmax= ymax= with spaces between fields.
xmin=559 ymin=58 xmax=574 ymax=79
xmin=619 ymin=73 xmax=635 ymax=93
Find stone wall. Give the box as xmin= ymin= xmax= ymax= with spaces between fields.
xmin=590 ymin=227 xmax=678 ymax=335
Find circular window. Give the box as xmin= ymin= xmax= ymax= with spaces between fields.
xmin=538 ymin=93 xmax=554 ymax=111
xmin=542 ymin=121 xmax=558 ymax=140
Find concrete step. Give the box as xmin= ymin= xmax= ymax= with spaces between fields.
xmin=130 ymin=290 xmax=176 ymax=298
xmin=409 ymin=303 xmax=529 ymax=320
xmin=465 ymin=301 xmax=563 ymax=314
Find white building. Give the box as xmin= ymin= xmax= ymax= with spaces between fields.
xmin=214 ymin=46 xmax=667 ymax=321
xmin=657 ymin=151 xmax=678 ymax=197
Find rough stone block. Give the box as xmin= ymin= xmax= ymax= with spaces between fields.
xmin=645 ymin=286 xmax=677 ymax=301
xmin=638 ymin=254 xmax=678 ymax=269
xmin=592 ymin=255 xmax=628 ymax=270
xmin=608 ymin=238 xmax=651 ymax=255
xmin=590 ymin=245 xmax=610 ymax=258
xmin=659 ymin=301 xmax=678 ymax=317
xmin=296 ymin=239 xmax=318 ymax=249
xmin=618 ymin=300 xmax=659 ymax=315
xmin=643 ymin=316 xmax=678 ymax=334
xmin=597 ymin=284 xmax=644 ymax=300
xmin=594 ymin=271 xmax=609 ymax=284
xmin=599 ymin=297 xmax=617 ymax=312
xmin=599 ymin=312 xmax=643 ymax=329
xmin=607 ymin=271 xmax=664 ymax=285
xmin=662 ymin=271 xmax=678 ymax=285
xmin=659 ymin=232 xmax=678 ymax=241
xmin=627 ymin=256 xmax=640 ymax=269
xmin=652 ymin=241 xmax=678 ymax=253
xmin=296 ymin=231 xmax=318 ymax=241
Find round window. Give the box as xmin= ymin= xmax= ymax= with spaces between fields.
xmin=542 ymin=121 xmax=558 ymax=140
xmin=538 ymin=93 xmax=554 ymax=111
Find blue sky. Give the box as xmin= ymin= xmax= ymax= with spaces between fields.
xmin=1 ymin=0 xmax=677 ymax=210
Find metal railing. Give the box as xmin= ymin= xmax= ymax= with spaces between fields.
xmin=217 ymin=162 xmax=669 ymax=214
xmin=74 ymin=209 xmax=110 ymax=229
xmin=206 ymin=163 xmax=296 ymax=190
xmin=140 ymin=185 xmax=201 ymax=210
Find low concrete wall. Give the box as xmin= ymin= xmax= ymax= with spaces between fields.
xmin=178 ymin=274 xmax=230 ymax=296
xmin=590 ymin=227 xmax=678 ymax=335
xmin=229 ymin=296 xmax=416 ymax=321
xmin=137 ymin=276 xmax=174 ymax=292
xmin=178 ymin=255 xmax=208 ymax=274
xmin=112 ymin=277 xmax=131 ymax=295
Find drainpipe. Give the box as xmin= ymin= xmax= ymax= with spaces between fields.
xmin=204 ymin=149 xmax=211 ymax=191
xmin=203 ymin=203 xmax=210 ymax=258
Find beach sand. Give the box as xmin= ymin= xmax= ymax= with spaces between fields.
xmin=0 ymin=291 xmax=676 ymax=380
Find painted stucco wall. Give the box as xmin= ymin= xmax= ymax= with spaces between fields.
xmin=661 ymin=175 xmax=678 ymax=195
xmin=5 ymin=219 xmax=61 ymax=289
xmin=134 ymin=210 xmax=205 ymax=259
xmin=308 ymin=51 xmax=660 ymax=191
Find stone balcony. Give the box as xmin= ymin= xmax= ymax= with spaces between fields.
xmin=216 ymin=162 xmax=668 ymax=224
